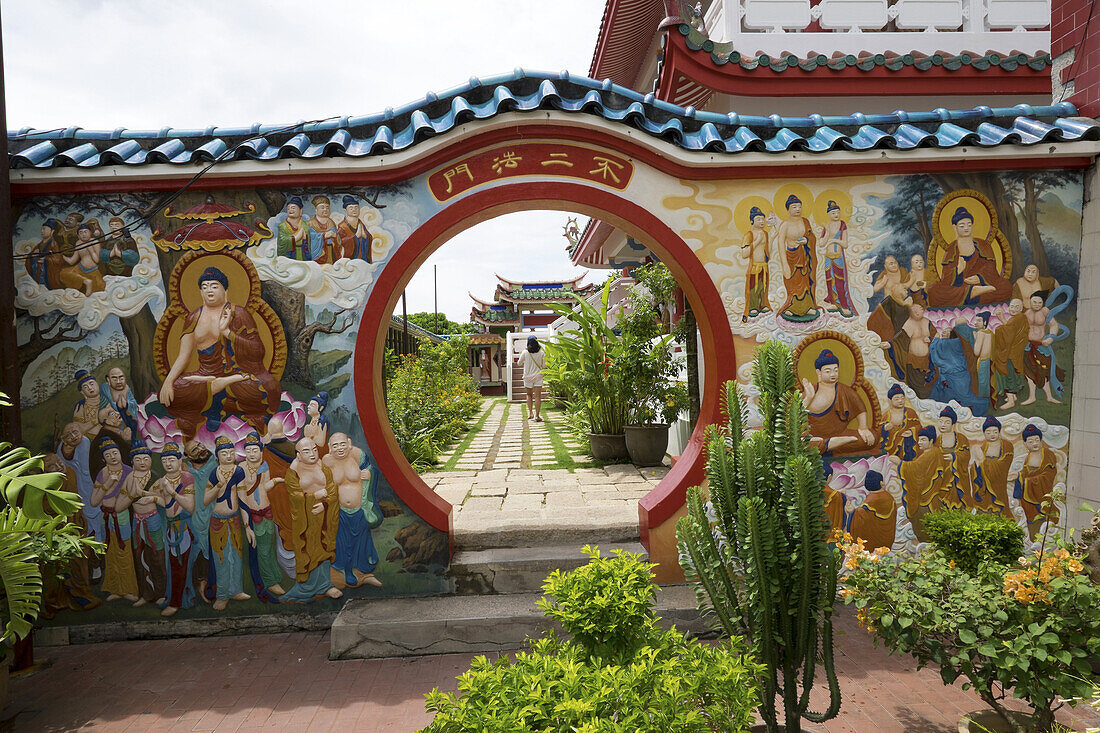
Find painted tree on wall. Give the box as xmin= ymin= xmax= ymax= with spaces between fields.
xmin=876 ymin=174 xmax=942 ymax=252
xmin=1004 ymin=169 xmax=1079 ymax=276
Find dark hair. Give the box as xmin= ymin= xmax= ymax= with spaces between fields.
xmin=527 ymin=336 xmax=541 ymax=353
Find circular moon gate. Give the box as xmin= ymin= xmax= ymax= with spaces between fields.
xmin=353 ymin=180 xmax=738 ymax=558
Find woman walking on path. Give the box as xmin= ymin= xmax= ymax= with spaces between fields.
xmin=519 ymin=335 xmax=545 ymax=421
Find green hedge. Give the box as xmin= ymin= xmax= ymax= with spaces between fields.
xmin=923 ymin=510 xmax=1024 ymax=573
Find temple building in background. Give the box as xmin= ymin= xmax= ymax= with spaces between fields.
xmin=466 ymin=275 xmax=594 ymax=394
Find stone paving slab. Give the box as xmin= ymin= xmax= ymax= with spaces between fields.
xmin=418 ymin=401 xmax=675 ymax=543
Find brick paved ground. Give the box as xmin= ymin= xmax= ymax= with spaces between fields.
xmin=9 ymin=606 xmax=1099 ymax=732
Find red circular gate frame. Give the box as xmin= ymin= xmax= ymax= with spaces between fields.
xmin=353 ymin=180 xmax=737 ymax=552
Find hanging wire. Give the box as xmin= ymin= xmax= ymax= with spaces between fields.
xmin=11 ymin=116 xmax=341 ymax=260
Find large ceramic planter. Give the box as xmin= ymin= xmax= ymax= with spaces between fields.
xmin=588 ymin=433 xmax=628 ymax=461
xmin=958 ymin=710 xmax=1037 ymax=732
xmin=624 ymin=424 xmax=670 ymax=467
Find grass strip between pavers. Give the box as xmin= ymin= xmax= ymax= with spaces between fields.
xmin=534 ymin=407 xmax=604 ymax=472
xmin=440 ymin=397 xmax=504 ymax=471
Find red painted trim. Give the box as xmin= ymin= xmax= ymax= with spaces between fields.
xmin=661 ymin=30 xmax=1054 ymax=97
xmin=13 ymin=123 xmax=1088 ymax=201
xmin=353 ymin=181 xmax=736 ymax=542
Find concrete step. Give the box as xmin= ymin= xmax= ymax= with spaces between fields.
xmin=449 ymin=542 xmax=647 ymax=595
xmin=329 ymin=584 xmax=708 ymax=659
xmin=453 ymin=511 xmax=640 ymax=550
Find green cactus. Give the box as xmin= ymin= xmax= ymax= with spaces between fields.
xmin=677 ymin=340 xmax=841 ymax=733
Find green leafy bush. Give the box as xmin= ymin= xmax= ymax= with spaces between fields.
xmin=386 ymin=336 xmax=481 ymax=470
xmin=0 ymin=410 xmax=103 ymax=641
xmin=922 ymin=510 xmax=1025 ymax=573
xmin=538 ymin=545 xmax=658 ymax=663
xmin=422 ymin=547 xmax=763 ymax=733
xmin=546 ymin=280 xmax=629 ymax=435
xmin=841 ymin=539 xmax=1100 ymax=733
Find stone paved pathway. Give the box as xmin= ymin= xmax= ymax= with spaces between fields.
xmin=423 ymin=463 xmax=669 ymax=543
xmin=11 ymin=607 xmax=1099 ymax=732
xmin=438 ymin=398 xmax=589 ymax=471
xmin=424 ymin=398 xmax=670 ymax=543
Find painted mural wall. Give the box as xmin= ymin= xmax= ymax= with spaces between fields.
xmin=11 ymin=149 xmax=1082 ymax=627
xmin=664 ymin=170 xmax=1081 ymax=554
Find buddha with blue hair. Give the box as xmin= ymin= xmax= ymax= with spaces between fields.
xmin=927 ymin=205 xmax=1011 ymax=307
xmin=739 ymin=205 xmax=771 ymax=321
xmin=977 ymin=416 xmax=1013 ymax=516
xmin=775 ymin=194 xmax=820 ymax=321
xmin=158 ymin=264 xmax=281 ymax=441
xmin=1011 ymin=424 xmax=1059 ymax=538
xmin=801 ymin=348 xmax=873 ymax=455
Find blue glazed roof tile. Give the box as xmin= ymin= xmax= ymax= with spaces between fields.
xmin=8 ymin=71 xmax=1100 ymax=171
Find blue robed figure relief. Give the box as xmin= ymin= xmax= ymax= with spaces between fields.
xmin=930 ymin=326 xmax=989 ymax=416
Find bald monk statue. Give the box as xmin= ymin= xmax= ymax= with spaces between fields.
xmin=281 ymin=438 xmax=343 ymax=603
xmin=323 ymin=433 xmax=382 ymax=589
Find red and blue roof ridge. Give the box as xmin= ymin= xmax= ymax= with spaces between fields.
xmin=8 ymin=70 xmax=1098 ymax=170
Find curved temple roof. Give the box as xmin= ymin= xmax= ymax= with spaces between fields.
xmin=8 ymin=70 xmax=1100 ymax=171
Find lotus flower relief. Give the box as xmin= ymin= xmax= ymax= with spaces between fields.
xmin=136 ymin=391 xmax=307 ymax=456
xmin=827 ymin=454 xmax=897 ymax=514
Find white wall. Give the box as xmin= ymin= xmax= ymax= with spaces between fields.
xmin=1068 ymin=163 xmax=1100 ymax=533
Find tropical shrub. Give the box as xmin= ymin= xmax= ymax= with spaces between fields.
xmin=0 ymin=400 xmax=103 ymax=641
xmin=841 ymin=536 xmax=1100 ymax=733
xmin=923 ymin=509 xmax=1025 ymax=573
xmin=422 ymin=547 xmax=763 ymax=733
xmin=546 ymin=280 xmax=629 ymax=435
xmin=617 ymin=263 xmax=690 ymax=426
xmin=386 ymin=336 xmax=481 ymax=470
xmin=677 ymin=341 xmax=842 ymax=733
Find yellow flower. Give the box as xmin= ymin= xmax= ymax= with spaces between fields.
xmin=874 ymin=546 xmax=890 ymax=556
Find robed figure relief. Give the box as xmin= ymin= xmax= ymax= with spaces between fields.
xmin=818 ymin=200 xmax=855 ymax=317
xmin=926 ymin=193 xmax=1012 ymax=307
xmin=795 ymin=334 xmax=879 ymax=457
xmin=153 ymin=251 xmax=286 ymax=441
xmin=880 ymin=384 xmax=922 ymax=461
xmin=1011 ymin=424 xmax=1060 ymax=539
xmin=739 ymin=206 xmax=771 ymax=321
xmin=772 ymin=195 xmax=819 ymax=322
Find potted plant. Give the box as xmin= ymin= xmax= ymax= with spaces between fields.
xmin=0 ymin=401 xmax=102 ymax=707
xmin=617 ymin=263 xmax=691 ymax=467
xmin=547 ymin=280 xmax=630 ymax=461
xmin=677 ymin=341 xmax=842 ymax=733
xmin=840 ymin=521 xmax=1100 ymax=733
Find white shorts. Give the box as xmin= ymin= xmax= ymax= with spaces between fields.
xmin=523 ymin=374 xmax=544 ymax=388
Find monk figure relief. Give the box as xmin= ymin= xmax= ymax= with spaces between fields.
xmin=802 ymin=349 xmax=873 ymax=454
xmin=281 ymin=438 xmax=343 ymax=603
xmin=324 ymin=433 xmax=383 ymax=589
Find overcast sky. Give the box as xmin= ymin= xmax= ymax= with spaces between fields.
xmin=2 ymin=0 xmax=604 ymax=321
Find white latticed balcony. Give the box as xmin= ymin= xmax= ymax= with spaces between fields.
xmin=702 ymin=0 xmax=1050 ymax=57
